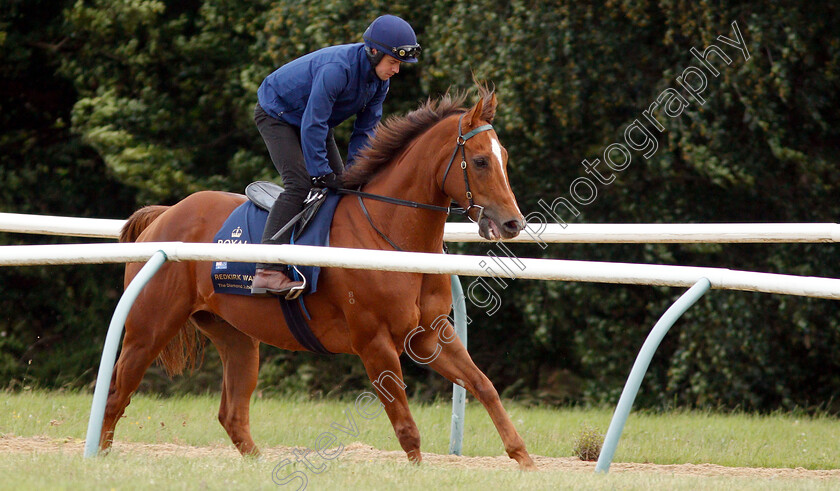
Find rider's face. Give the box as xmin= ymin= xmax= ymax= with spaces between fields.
xmin=374 ymin=53 xmax=402 ymax=81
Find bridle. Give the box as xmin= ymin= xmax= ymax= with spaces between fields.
xmin=340 ymin=111 xmax=494 ymax=220
xmin=440 ymin=111 xmax=494 ymax=224
xmin=337 ymin=111 xmax=495 ymax=250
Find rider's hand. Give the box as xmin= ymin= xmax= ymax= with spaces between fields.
xmin=311 ymin=172 xmax=342 ymax=190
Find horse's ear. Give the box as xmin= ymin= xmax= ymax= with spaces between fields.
xmin=467 ymin=85 xmax=497 ymax=127
xmin=467 ymin=96 xmax=485 ymax=129
xmin=483 ymin=92 xmax=497 ymax=123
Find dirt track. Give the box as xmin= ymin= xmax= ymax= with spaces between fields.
xmin=2 ymin=435 xmax=839 ymax=480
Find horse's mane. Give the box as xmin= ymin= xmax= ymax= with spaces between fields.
xmin=343 ymin=84 xmax=497 ymax=188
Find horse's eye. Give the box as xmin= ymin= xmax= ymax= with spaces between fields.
xmin=473 ymin=157 xmax=488 ymax=169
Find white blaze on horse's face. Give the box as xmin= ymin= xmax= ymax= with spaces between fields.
xmin=490 ymin=136 xmax=506 ymax=179
xmin=489 ymin=134 xmax=521 ymax=215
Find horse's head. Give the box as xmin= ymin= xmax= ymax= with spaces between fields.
xmin=441 ymin=88 xmax=525 ymax=240
xmin=343 ymin=84 xmax=525 ymax=241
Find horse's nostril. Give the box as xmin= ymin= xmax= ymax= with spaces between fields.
xmin=503 ymin=219 xmax=523 ymax=232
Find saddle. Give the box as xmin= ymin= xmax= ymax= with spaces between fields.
xmin=211 ymin=181 xmax=336 ymax=355
xmin=245 ymin=181 xmax=327 ymax=238
xmin=212 ymin=181 xmax=339 ymax=295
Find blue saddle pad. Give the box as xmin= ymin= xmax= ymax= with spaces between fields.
xmin=211 ymin=192 xmax=341 ymax=295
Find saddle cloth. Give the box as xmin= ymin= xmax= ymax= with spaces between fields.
xmin=211 ymin=184 xmax=341 ymax=296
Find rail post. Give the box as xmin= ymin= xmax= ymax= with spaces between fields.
xmin=595 ymin=277 xmax=711 ymax=473
xmin=84 ymin=250 xmax=168 ymax=458
xmin=449 ymin=275 xmax=468 ymax=455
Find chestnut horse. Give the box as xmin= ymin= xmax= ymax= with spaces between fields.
xmin=102 ymin=85 xmax=535 ymax=469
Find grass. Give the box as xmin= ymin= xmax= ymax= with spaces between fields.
xmin=1 ymin=452 xmax=837 ymax=491
xmin=2 ymin=390 xmax=840 ymax=490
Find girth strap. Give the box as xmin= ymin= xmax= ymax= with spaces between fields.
xmin=278 ymin=297 xmax=333 ymax=354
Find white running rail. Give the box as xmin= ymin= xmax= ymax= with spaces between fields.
xmin=3 ymin=212 xmax=840 ymax=243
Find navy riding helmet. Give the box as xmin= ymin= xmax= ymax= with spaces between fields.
xmin=363 ymin=15 xmax=421 ymax=64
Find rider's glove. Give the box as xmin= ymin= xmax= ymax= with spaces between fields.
xmin=311 ymin=172 xmax=342 ymax=190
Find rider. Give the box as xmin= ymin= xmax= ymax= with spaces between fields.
xmin=251 ymin=14 xmax=421 ymax=296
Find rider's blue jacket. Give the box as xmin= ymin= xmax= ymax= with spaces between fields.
xmin=257 ymin=43 xmax=389 ymax=177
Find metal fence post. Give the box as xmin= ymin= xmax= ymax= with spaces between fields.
xmin=84 ymin=250 xmax=168 ymax=458
xmin=449 ymin=275 xmax=468 ymax=455
xmin=595 ymin=277 xmax=711 ymax=473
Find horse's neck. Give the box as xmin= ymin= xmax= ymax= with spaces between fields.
xmin=358 ymin=136 xmax=451 ymax=253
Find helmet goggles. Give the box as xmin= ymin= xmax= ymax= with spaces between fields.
xmin=364 ymin=35 xmax=421 ymax=62
xmin=391 ymin=43 xmax=421 ymax=59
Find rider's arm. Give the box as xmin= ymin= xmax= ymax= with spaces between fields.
xmin=346 ymin=81 xmax=389 ymax=167
xmin=300 ymin=64 xmax=349 ymax=177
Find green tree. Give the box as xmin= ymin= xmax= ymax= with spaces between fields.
xmin=0 ymin=0 xmax=136 ymax=388
xmin=63 ymin=0 xmax=275 ymax=204
xmin=433 ymin=1 xmax=840 ymax=411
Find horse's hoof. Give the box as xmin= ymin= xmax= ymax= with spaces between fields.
xmin=242 ymin=450 xmax=263 ymax=461
xmin=406 ymin=450 xmax=422 ymax=464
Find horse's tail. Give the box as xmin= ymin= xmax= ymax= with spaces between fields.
xmin=156 ymin=319 xmax=205 ymax=378
xmin=119 ymin=205 xmax=169 ymax=243
xmin=118 ymin=203 xmax=204 ymax=376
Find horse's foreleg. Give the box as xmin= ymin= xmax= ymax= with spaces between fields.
xmin=195 ymin=313 xmax=261 ymax=456
xmin=356 ymin=334 xmax=422 ymax=463
xmin=420 ymin=324 xmax=536 ymax=470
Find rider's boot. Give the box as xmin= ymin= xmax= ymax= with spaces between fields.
xmin=252 ymin=189 xmax=307 ymax=298
xmin=250 ymin=267 xmax=304 ymax=297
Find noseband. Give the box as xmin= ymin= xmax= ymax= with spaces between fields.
xmin=440 ymin=112 xmax=494 ymax=223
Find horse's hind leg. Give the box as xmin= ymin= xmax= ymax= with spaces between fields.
xmin=99 ymin=290 xmax=193 ymax=452
xmin=192 ymin=311 xmax=261 ymax=456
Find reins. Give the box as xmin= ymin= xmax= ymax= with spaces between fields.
xmin=272 ymin=112 xmax=496 ymax=251
xmin=337 ymin=187 xmax=462 ymax=215
xmin=337 ymin=112 xmax=494 ymax=250
xmin=339 ymin=112 xmax=493 ymax=217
